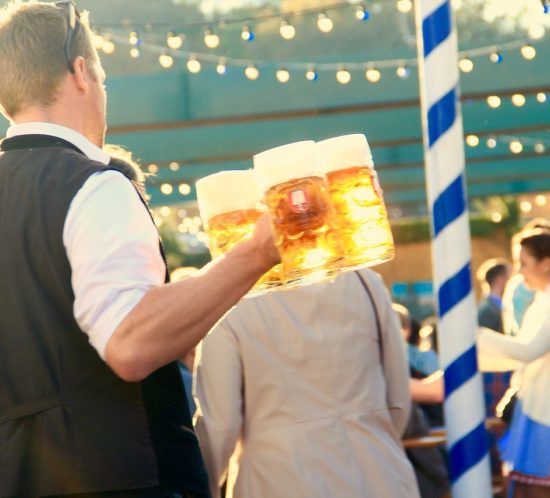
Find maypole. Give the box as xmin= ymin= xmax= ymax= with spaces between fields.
xmin=414 ymin=1 xmax=492 ymax=496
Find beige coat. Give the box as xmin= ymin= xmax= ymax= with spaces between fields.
xmin=194 ymin=269 xmax=420 ymax=498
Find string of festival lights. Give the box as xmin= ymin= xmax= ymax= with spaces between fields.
xmin=97 ymin=32 xmax=547 ymax=85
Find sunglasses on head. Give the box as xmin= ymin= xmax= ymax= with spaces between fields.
xmin=55 ymin=0 xmax=81 ymax=74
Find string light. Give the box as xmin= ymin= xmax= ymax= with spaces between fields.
xmin=355 ymin=5 xmax=370 ymax=21
xmin=535 ymin=194 xmax=547 ymax=206
xmin=510 ymin=140 xmax=523 ymax=154
xmin=216 ymin=57 xmax=227 ymax=75
xmin=486 ymin=137 xmax=497 ymax=148
xmin=92 ymin=31 xmax=104 ymax=50
xmin=511 ymin=94 xmax=526 ymax=107
xmin=204 ymin=28 xmax=220 ymax=49
xmin=536 ymin=92 xmax=547 ymax=103
xmin=336 ymin=66 xmax=351 ymax=84
xmin=148 ymin=164 xmax=159 ymax=174
xmin=465 ymin=134 xmax=479 ymax=147
xmin=169 ymin=162 xmax=180 ymax=171
xmin=489 ymin=49 xmax=503 ymax=63
xmin=276 ymin=67 xmax=290 ymax=83
xmin=535 ymin=142 xmax=546 ymax=153
xmin=129 ymin=31 xmax=139 ymax=46
xmin=179 ymin=183 xmax=191 ymax=195
xmin=241 ymin=25 xmax=254 ymax=42
xmin=396 ymin=0 xmax=413 ymax=13
xmin=396 ymin=63 xmax=410 ymax=79
xmin=167 ymin=32 xmax=183 ymax=50
xmin=306 ymin=65 xmax=319 ymax=81
xmin=101 ymin=35 xmax=116 ymax=55
xmin=528 ymin=24 xmax=545 ymax=40
xmin=160 ymin=183 xmax=173 ymax=195
xmin=317 ymin=12 xmax=334 ymax=33
xmin=486 ymin=95 xmax=501 ymax=108
xmin=520 ymin=43 xmax=536 ymax=60
xmin=365 ymin=65 xmax=381 ymax=83
xmin=130 ymin=47 xmax=140 ymax=58
xmin=458 ymin=55 xmax=474 ymax=73
xmin=245 ymin=64 xmax=260 ymax=80
xmin=279 ymin=19 xmax=296 ymax=40
xmin=159 ymin=51 xmax=174 ymax=69
xmin=186 ymin=56 xmax=201 ymax=73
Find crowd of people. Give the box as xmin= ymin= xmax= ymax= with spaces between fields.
xmin=1 ymin=2 xmax=550 ymax=498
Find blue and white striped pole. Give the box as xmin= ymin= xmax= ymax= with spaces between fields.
xmin=414 ymin=1 xmax=492 ymax=497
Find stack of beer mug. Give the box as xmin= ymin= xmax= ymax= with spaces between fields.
xmin=195 ymin=134 xmax=394 ymax=296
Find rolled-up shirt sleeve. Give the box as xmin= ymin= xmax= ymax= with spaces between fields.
xmin=63 ymin=170 xmax=166 ymax=360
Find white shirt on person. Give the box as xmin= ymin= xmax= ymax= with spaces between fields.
xmin=6 ymin=122 xmax=165 ymax=359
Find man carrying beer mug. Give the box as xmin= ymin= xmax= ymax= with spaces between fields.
xmin=0 ymin=3 xmax=279 ymax=497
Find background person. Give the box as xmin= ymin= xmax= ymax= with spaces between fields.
xmin=194 ymin=269 xmax=419 ymax=498
xmin=0 ymin=2 xmax=278 ymax=497
xmin=477 ymin=229 xmax=550 ymax=497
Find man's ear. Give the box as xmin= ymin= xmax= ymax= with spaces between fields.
xmin=72 ymin=56 xmax=90 ymax=93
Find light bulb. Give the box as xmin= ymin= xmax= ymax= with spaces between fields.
xmin=167 ymin=32 xmax=183 ymax=50
xmin=241 ymin=25 xmax=254 ymax=41
xmin=129 ymin=31 xmax=139 ymax=45
xmin=159 ymin=52 xmax=174 ymax=69
xmin=509 ymin=140 xmax=523 ymax=154
xmin=336 ymin=67 xmax=351 ymax=85
xmin=489 ymin=50 xmax=503 ymax=63
xmin=355 ymin=5 xmax=370 ymax=20
xmin=279 ymin=19 xmax=296 ymax=40
xmin=204 ymin=29 xmax=220 ymax=49
xmin=486 ymin=95 xmax=501 ymax=108
xmin=535 ymin=143 xmax=546 ymax=154
xmin=179 ymin=184 xmax=191 ymax=195
xmin=486 ymin=137 xmax=497 ymax=148
xmin=537 ymin=92 xmax=547 ymax=103
xmin=102 ymin=36 xmax=115 ymax=55
xmin=396 ymin=0 xmax=412 ymax=13
xmin=130 ymin=47 xmax=140 ymax=58
xmin=396 ymin=64 xmax=410 ymax=79
xmin=521 ymin=44 xmax=536 ymax=60
xmin=306 ymin=66 xmax=318 ymax=81
xmin=458 ymin=56 xmax=474 ymax=73
xmin=160 ymin=183 xmax=173 ymax=195
xmin=511 ymin=94 xmax=526 ymax=107
xmin=365 ymin=66 xmax=381 ymax=83
xmin=92 ymin=32 xmax=104 ymax=50
xmin=245 ymin=64 xmax=259 ymax=80
xmin=187 ymin=57 xmax=201 ymax=74
xmin=276 ymin=68 xmax=290 ymax=83
xmin=216 ymin=58 xmax=227 ymax=75
xmin=317 ymin=13 xmax=334 ymax=33
xmin=466 ymin=135 xmax=479 ymax=147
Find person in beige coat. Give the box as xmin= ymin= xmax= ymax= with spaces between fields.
xmin=194 ymin=268 xmax=420 ymax=498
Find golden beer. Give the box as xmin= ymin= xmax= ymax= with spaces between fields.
xmin=263 ymin=175 xmax=343 ymax=284
xmin=326 ymin=166 xmax=394 ymax=267
xmin=196 ymin=170 xmax=283 ymax=294
xmin=317 ymin=134 xmax=394 ymax=270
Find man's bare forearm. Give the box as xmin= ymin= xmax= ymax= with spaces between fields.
xmin=105 ymin=237 xmax=276 ymax=381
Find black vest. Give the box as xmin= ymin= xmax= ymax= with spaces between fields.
xmin=0 ymin=136 xmax=210 ymax=498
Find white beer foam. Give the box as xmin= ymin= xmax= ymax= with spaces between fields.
xmin=195 ymin=169 xmax=260 ymax=222
xmin=316 ymin=134 xmax=374 ymax=173
xmin=253 ymin=140 xmax=320 ymax=194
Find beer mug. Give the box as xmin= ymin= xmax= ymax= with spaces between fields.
xmin=253 ymin=140 xmax=344 ymax=286
xmin=316 ymin=134 xmax=394 ymax=269
xmin=195 ymin=170 xmax=282 ymax=293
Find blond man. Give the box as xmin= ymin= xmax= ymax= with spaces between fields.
xmin=0 ymin=2 xmax=278 ymax=497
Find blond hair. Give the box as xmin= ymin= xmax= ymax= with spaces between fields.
xmin=0 ymin=1 xmax=99 ymax=118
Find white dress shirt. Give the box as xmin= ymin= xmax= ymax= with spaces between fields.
xmin=6 ymin=122 xmax=165 ymax=359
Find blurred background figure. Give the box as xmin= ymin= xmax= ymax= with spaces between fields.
xmin=478 ymin=229 xmax=550 ymax=498
xmin=477 ymin=258 xmax=512 ymax=334
xmin=194 ymin=269 xmax=419 ymax=498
